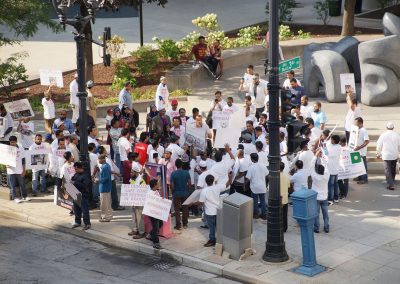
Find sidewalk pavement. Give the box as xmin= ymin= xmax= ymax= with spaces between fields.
xmin=1 ymin=175 xmax=399 ymax=284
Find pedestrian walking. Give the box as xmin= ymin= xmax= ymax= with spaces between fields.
xmin=354 ymin=117 xmax=369 ymax=184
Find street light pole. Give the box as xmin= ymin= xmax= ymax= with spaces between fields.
xmin=263 ymin=0 xmax=289 ymax=263
xmin=139 ymin=0 xmax=144 ymax=46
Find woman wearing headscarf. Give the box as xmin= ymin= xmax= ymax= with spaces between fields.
xmin=146 ymin=103 xmax=158 ymax=132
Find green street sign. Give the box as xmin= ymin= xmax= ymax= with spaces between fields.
xmin=278 ymin=56 xmax=301 ymax=74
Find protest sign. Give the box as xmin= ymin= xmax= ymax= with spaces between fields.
xmin=214 ymin=127 xmax=241 ymax=149
xmin=55 ymin=184 xmax=74 ymax=210
xmin=338 ymin=149 xmax=366 ymax=180
xmin=65 ymin=183 xmax=82 ymax=207
xmin=3 ymin=99 xmax=34 ymax=120
xmin=120 ymin=184 xmax=150 ymax=206
xmin=348 ymin=125 xmax=359 ymax=150
xmin=39 ymin=69 xmax=64 ymax=88
xmin=25 ymin=148 xmax=50 ymax=170
xmin=229 ymin=107 xmax=246 ymax=129
xmin=144 ymin=163 xmax=167 ymax=198
xmin=340 ymin=73 xmax=356 ymax=95
xmin=182 ymin=190 xmax=201 ymax=205
xmin=184 ymin=125 xmax=206 ymax=151
xmin=143 ymin=192 xmax=172 ymax=222
xmin=0 ymin=143 xmax=17 ymax=167
xmin=212 ymin=111 xmax=231 ymax=129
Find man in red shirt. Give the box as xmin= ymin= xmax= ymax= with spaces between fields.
xmin=134 ymin=132 xmax=149 ymax=165
xmin=190 ymin=36 xmax=208 ymax=63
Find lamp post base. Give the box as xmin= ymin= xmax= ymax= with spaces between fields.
xmin=293 ymin=264 xmax=325 ymax=277
xmin=263 ymin=243 xmax=289 ymax=263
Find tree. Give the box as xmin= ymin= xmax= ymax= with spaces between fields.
xmin=266 ymin=0 xmax=296 ymax=23
xmin=0 ymin=53 xmax=29 ymax=98
xmin=75 ymin=0 xmax=168 ymax=81
xmin=341 ymin=0 xmax=357 ymax=36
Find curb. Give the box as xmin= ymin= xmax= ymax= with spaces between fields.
xmin=0 ymin=207 xmax=262 ymax=284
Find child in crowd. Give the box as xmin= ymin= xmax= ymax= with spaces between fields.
xmin=147 ymin=179 xmax=164 ymax=249
xmin=338 ymin=137 xmax=349 ymax=199
xmin=98 ymin=154 xmax=113 ymax=222
xmin=71 ymin=162 xmax=91 ymax=231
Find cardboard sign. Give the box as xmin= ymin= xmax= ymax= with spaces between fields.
xmin=340 ymin=73 xmax=356 ymax=95
xmin=143 ymin=192 xmax=172 ymax=222
xmin=338 ymin=149 xmax=366 ymax=180
xmin=214 ymin=127 xmax=241 ymax=149
xmin=119 ymin=184 xmax=150 ymax=207
xmin=182 ymin=189 xmax=201 ymax=205
xmin=25 ymin=148 xmax=50 ymax=170
xmin=212 ymin=111 xmax=231 ymax=129
xmin=3 ymin=99 xmax=34 ymax=120
xmin=55 ymin=184 xmax=74 ymax=210
xmin=184 ymin=125 xmax=207 ymax=151
xmin=348 ymin=125 xmax=359 ymax=150
xmin=39 ymin=69 xmax=64 ymax=88
xmin=65 ymin=182 xmax=82 ymax=207
xmin=0 ymin=143 xmax=17 ymax=167
xmin=229 ymin=107 xmax=246 ymax=129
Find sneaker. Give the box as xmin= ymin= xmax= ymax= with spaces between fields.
xmin=324 ymin=228 xmax=329 ymax=233
xmin=203 ymin=240 xmax=216 ymax=247
xmin=334 ymin=199 xmax=339 ymax=203
xmin=23 ymin=197 xmax=31 ymax=202
xmin=14 ymin=198 xmax=22 ymax=204
xmin=328 ymin=201 xmax=334 ymax=206
xmin=153 ymin=243 xmax=163 ymax=249
xmin=314 ymin=229 xmax=320 ymax=234
xmin=82 ymin=224 xmax=91 ymax=231
xmin=71 ymin=223 xmax=81 ymax=229
xmin=128 ymin=231 xmax=139 ymax=236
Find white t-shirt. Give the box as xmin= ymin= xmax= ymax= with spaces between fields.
xmin=6 ymin=146 xmax=25 ymax=175
xmin=69 ymin=79 xmax=79 ymax=105
xmin=0 ymin=113 xmax=14 ymax=141
xmin=290 ymin=169 xmax=308 ymax=191
xmin=210 ymin=159 xmax=234 ymax=188
xmin=199 ymin=184 xmax=225 ymax=215
xmin=246 ymin=162 xmax=268 ymax=194
xmin=89 ymin=152 xmax=98 ymax=176
xmin=222 ymin=104 xmax=238 ymax=114
xmin=298 ymin=150 xmax=314 ymax=176
xmin=166 ymin=109 xmax=180 ymax=121
xmin=155 ymin=83 xmax=169 ymax=110
xmin=29 ymin=142 xmax=50 ymax=173
xmin=242 ymin=143 xmax=257 ymax=156
xmin=117 ymin=137 xmax=131 ymax=161
xmin=88 ymin=136 xmax=99 ymax=149
xmin=257 ymin=151 xmax=269 ymax=173
xmin=327 ymin=144 xmax=341 ymax=175
xmin=168 ymin=143 xmax=185 ymax=161
xmin=300 ymin=105 xmax=313 ymax=119
xmin=171 ymin=125 xmax=185 ymax=139
xmin=197 ymin=170 xmax=219 ymax=189
xmin=18 ymin=121 xmax=34 ymax=149
xmin=243 ymin=80 xmax=269 ymax=108
xmin=42 ymin=98 xmax=55 ymax=119
xmin=234 ymin=156 xmax=251 ymax=184
xmin=282 ymin=78 xmax=302 ymax=89
xmin=60 ymin=162 xmax=75 ymax=182
xmin=357 ymin=127 xmax=369 ymax=156
xmin=345 ymin=107 xmax=362 ymax=132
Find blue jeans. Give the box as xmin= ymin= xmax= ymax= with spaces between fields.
xmin=359 ymin=156 xmax=368 ymax=181
xmin=328 ymin=175 xmax=339 ymax=201
xmin=252 ymin=192 xmax=267 ymax=217
xmin=73 ymin=196 xmax=91 ymax=225
xmin=314 ymin=200 xmax=329 ymax=231
xmin=32 ymin=170 xmax=46 ymax=193
xmin=205 ymin=214 xmax=216 ymax=242
xmin=8 ymin=174 xmax=27 ymax=199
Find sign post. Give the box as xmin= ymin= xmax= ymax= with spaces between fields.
xmin=278 ymin=56 xmax=301 ymax=74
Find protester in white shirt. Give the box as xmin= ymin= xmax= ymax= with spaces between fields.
xmin=88 ymin=127 xmax=99 ymax=150
xmin=166 ymin=136 xmax=185 ymax=161
xmin=166 ymin=99 xmax=180 ymax=120
xmin=241 ymin=65 xmax=255 ymax=96
xmin=246 ymin=153 xmax=268 ymax=219
xmin=326 ymin=135 xmax=341 ymax=204
xmin=16 ymin=118 xmax=34 ymax=149
xmin=376 ymin=121 xmax=400 ymax=190
xmin=0 ymin=105 xmax=14 ymax=142
xmin=117 ymin=129 xmax=132 ymax=184
xmin=239 ymin=73 xmax=268 ymax=119
xmin=344 ymin=96 xmax=362 ymax=143
xmin=147 ymin=140 xmax=164 ymax=164
xmin=354 ymin=117 xmax=369 ymax=184
xmin=51 ymin=130 xmax=64 ymax=152
xmin=7 ymin=136 xmax=28 ymax=203
xmin=293 ymin=141 xmax=314 ymax=188
xmin=255 ymin=141 xmax=269 ymax=171
xmin=290 ymin=160 xmax=308 ymax=192
xmin=155 ymin=76 xmax=169 ymax=111
xmin=231 ymin=150 xmax=250 ymax=195
xmin=69 ymin=73 xmax=79 ymax=123
xmin=282 ymin=70 xmax=302 ymax=90
xmin=311 ymin=152 xmax=330 ymax=233
xmin=210 ymin=145 xmax=235 ymax=190
xmin=60 ymin=151 xmax=76 ymax=183
xmin=209 ymin=90 xmax=227 ymax=112
xmin=42 ymin=84 xmax=56 ymax=134
xmin=49 ymin=138 xmax=66 ymax=177
xmin=29 ymin=134 xmax=50 ymax=196
xmin=300 ymin=96 xmax=313 ymax=119
xmin=171 ymin=117 xmax=185 ymax=142
xmin=222 ymin=97 xmax=238 ymax=114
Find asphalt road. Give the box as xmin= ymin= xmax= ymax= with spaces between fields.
xmin=0 ymin=217 xmax=240 ymax=284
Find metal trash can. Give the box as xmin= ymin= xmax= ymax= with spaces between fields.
xmin=217 ymin=193 xmax=229 ymax=244
xmin=222 ymin=192 xmax=253 ymax=260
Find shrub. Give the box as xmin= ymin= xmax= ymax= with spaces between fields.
xmin=294 ymin=30 xmax=312 ymax=40
xmin=313 ymin=0 xmax=331 ymax=26
xmin=106 ymin=35 xmax=126 ymax=61
xmin=279 ymin=25 xmax=294 ymax=41
xmin=110 ymin=59 xmax=136 ymax=92
xmin=207 ymin=31 xmax=233 ymax=49
xmin=192 ymin=13 xmax=219 ymax=33
xmin=266 ymin=0 xmax=296 ymax=23
xmin=176 ymin=31 xmax=201 ymax=53
xmin=235 ymin=26 xmax=262 ymax=47
xmin=130 ymin=45 xmax=158 ymax=76
xmin=0 ymin=53 xmax=28 ymax=98
xmin=153 ymin=37 xmax=181 ymax=61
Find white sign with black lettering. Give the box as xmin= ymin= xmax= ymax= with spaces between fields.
xmin=143 ymin=192 xmax=172 ymax=222
xmin=119 ymin=184 xmax=150 ymax=207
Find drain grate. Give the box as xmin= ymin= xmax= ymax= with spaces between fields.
xmin=152 ymin=261 xmax=177 ymax=271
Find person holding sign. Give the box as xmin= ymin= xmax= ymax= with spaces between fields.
xmin=147 ymin=179 xmax=164 ymax=249
xmin=42 ymin=83 xmax=56 ymax=134
xmin=29 ymin=134 xmax=49 ymax=196
xmin=129 ymin=164 xmax=147 ymax=239
xmin=0 ymin=105 xmax=14 ymax=144
xmin=354 ymin=117 xmax=369 ymax=184
xmin=7 ymin=136 xmax=28 ymax=203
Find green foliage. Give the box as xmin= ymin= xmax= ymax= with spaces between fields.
xmin=313 ymin=0 xmax=331 ymax=26
xmin=192 ymin=13 xmax=219 ymax=33
xmin=207 ymin=31 xmax=233 ymax=49
xmin=266 ymin=0 xmax=296 ymax=23
xmin=234 ymin=26 xmax=262 ymax=47
xmin=176 ymin=31 xmax=202 ymax=53
xmin=0 ymin=53 xmax=28 ymax=98
xmin=110 ymin=59 xmax=136 ymax=92
xmin=152 ymin=37 xmax=181 ymax=61
xmin=132 ymin=86 xmax=157 ymax=100
xmin=278 ymin=25 xmax=311 ymax=41
xmin=0 ymin=0 xmax=61 ymax=46
xmin=294 ymin=30 xmax=311 ymax=39
xmin=106 ymin=35 xmax=126 ymax=61
xmin=170 ymin=89 xmax=191 ymax=97
xmin=130 ymin=45 xmax=159 ymax=76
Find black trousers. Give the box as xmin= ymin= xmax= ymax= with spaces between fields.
xmin=282 ymin=204 xmax=288 ymax=232
xmin=150 ymin=217 xmax=163 ymax=244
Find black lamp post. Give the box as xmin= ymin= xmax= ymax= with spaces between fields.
xmin=263 ymin=0 xmax=289 ymax=262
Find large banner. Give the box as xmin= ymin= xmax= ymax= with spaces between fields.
xmin=3 ymin=99 xmax=34 ymax=120
xmin=143 ymin=192 xmax=172 ymax=222
xmin=0 ymin=144 xmax=17 ymax=167
xmin=119 ymin=184 xmax=150 ymax=206
xmin=338 ymin=149 xmax=366 ymax=180
xmin=184 ymin=125 xmax=206 ymax=151
xmin=214 ymin=127 xmax=241 ymax=149
xmin=39 ymin=69 xmax=64 ymax=88
xmin=25 ymin=148 xmax=51 ymax=170
xmin=212 ymin=111 xmax=231 ymax=129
